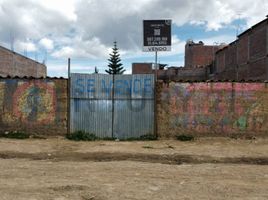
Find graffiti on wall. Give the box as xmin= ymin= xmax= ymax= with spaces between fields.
xmin=13 ymin=81 xmax=56 ymax=124
xmin=71 ymin=74 xmax=154 ymax=99
xmin=159 ymin=82 xmax=268 ymax=135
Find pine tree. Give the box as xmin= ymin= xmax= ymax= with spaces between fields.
xmin=105 ymin=41 xmax=125 ymax=74
xmin=94 ymin=66 xmax=99 ymax=74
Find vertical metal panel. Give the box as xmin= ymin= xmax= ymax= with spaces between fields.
xmin=70 ymin=73 xmax=155 ymax=139
xmin=113 ymin=99 xmax=154 ymax=139
xmin=71 ymin=73 xmax=113 ymax=99
xmin=70 ymin=99 xmax=112 ymax=138
xmin=113 ymin=74 xmax=154 ymax=99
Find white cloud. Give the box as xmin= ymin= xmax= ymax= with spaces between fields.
xmin=16 ymin=41 xmax=37 ymax=52
xmin=0 ymin=0 xmax=267 ymax=74
xmin=39 ymin=38 xmax=54 ymax=51
xmin=52 ymin=46 xmax=74 ymax=58
xmin=39 ymin=0 xmax=77 ymax=21
xmin=51 ymin=37 xmax=109 ymax=59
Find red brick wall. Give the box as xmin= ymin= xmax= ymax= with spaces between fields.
xmin=215 ymin=50 xmax=225 ymax=74
xmin=214 ymin=19 xmax=268 ymax=80
xmin=225 ymin=43 xmax=237 ymax=70
xmin=132 ymin=63 xmax=153 ymax=74
xmin=157 ymin=67 xmax=209 ymax=81
xmin=185 ymin=44 xmax=217 ymax=68
xmin=0 ymin=46 xmax=46 ymax=78
xmin=249 ymin=23 xmax=267 ymax=60
xmin=237 ymin=33 xmax=249 ymax=65
xmin=248 ymin=57 xmax=267 ymax=80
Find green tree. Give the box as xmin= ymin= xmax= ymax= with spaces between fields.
xmin=94 ymin=66 xmax=99 ymax=74
xmin=105 ymin=41 xmax=125 ymax=74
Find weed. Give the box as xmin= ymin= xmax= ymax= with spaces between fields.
xmin=66 ymin=131 xmax=97 ymax=141
xmin=176 ymin=134 xmax=194 ymax=141
xmin=139 ymin=134 xmax=157 ymax=141
xmin=0 ymin=131 xmax=30 ymax=139
xmin=66 ymin=132 xmax=157 ymax=141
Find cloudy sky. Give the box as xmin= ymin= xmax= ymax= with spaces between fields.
xmin=0 ymin=0 xmax=267 ymax=77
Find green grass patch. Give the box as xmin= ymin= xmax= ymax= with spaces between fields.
xmin=139 ymin=134 xmax=157 ymax=141
xmin=66 ymin=131 xmax=98 ymax=141
xmin=0 ymin=131 xmax=30 ymax=139
xmin=66 ymin=132 xmax=157 ymax=141
xmin=119 ymin=134 xmax=157 ymax=141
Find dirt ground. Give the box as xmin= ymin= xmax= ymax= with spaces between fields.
xmin=0 ymin=137 xmax=267 ymax=200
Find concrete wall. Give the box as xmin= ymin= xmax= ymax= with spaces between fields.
xmin=0 ymin=46 xmax=46 ymax=78
xmin=0 ymin=78 xmax=67 ymax=135
xmin=157 ymin=82 xmax=268 ymax=138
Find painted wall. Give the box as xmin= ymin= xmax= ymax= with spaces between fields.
xmin=0 ymin=78 xmax=67 ymax=135
xmin=157 ymin=82 xmax=268 ymax=137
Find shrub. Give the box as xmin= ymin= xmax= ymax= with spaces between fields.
xmin=66 ymin=132 xmax=157 ymax=141
xmin=139 ymin=134 xmax=157 ymax=141
xmin=120 ymin=134 xmax=158 ymax=141
xmin=66 ymin=131 xmax=98 ymax=141
xmin=176 ymin=134 xmax=194 ymax=141
xmin=0 ymin=131 xmax=30 ymax=139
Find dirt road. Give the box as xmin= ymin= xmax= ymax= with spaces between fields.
xmin=0 ymin=137 xmax=267 ymax=200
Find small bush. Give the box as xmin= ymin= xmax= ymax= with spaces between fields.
xmin=121 ymin=134 xmax=158 ymax=141
xmin=66 ymin=131 xmax=98 ymax=141
xmin=0 ymin=131 xmax=30 ymax=139
xmin=66 ymin=132 xmax=157 ymax=141
xmin=139 ymin=134 xmax=157 ymax=141
xmin=176 ymin=134 xmax=194 ymax=141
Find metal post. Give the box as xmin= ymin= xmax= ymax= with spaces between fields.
xmin=154 ymin=51 xmax=158 ymax=138
xmin=155 ymin=51 xmax=158 ymax=81
xmin=67 ymin=58 xmax=71 ymax=135
xmin=111 ymin=74 xmax=115 ymax=138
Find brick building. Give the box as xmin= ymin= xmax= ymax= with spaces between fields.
xmin=132 ymin=62 xmax=209 ymax=81
xmin=0 ymin=46 xmax=46 ymax=78
xmin=132 ymin=63 xmax=153 ymax=74
xmin=213 ymin=17 xmax=268 ymax=80
xmin=132 ymin=41 xmax=223 ymax=81
xmin=185 ymin=40 xmax=223 ymax=68
xmin=133 ymin=17 xmax=268 ymax=81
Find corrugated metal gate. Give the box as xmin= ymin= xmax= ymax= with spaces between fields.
xmin=70 ymin=73 xmax=155 ymax=139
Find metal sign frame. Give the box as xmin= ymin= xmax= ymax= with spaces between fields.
xmin=143 ymin=19 xmax=172 ymax=52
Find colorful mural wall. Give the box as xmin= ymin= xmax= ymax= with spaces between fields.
xmin=0 ymin=78 xmax=67 ymax=135
xmin=157 ymin=82 xmax=268 ymax=137
xmin=1 ymin=78 xmax=268 ymax=137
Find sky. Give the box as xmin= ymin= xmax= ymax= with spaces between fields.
xmin=0 ymin=0 xmax=267 ymax=77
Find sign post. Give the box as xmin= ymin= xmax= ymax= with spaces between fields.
xmin=143 ymin=19 xmax=172 ymax=138
xmin=143 ymin=19 xmax=172 ymax=80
